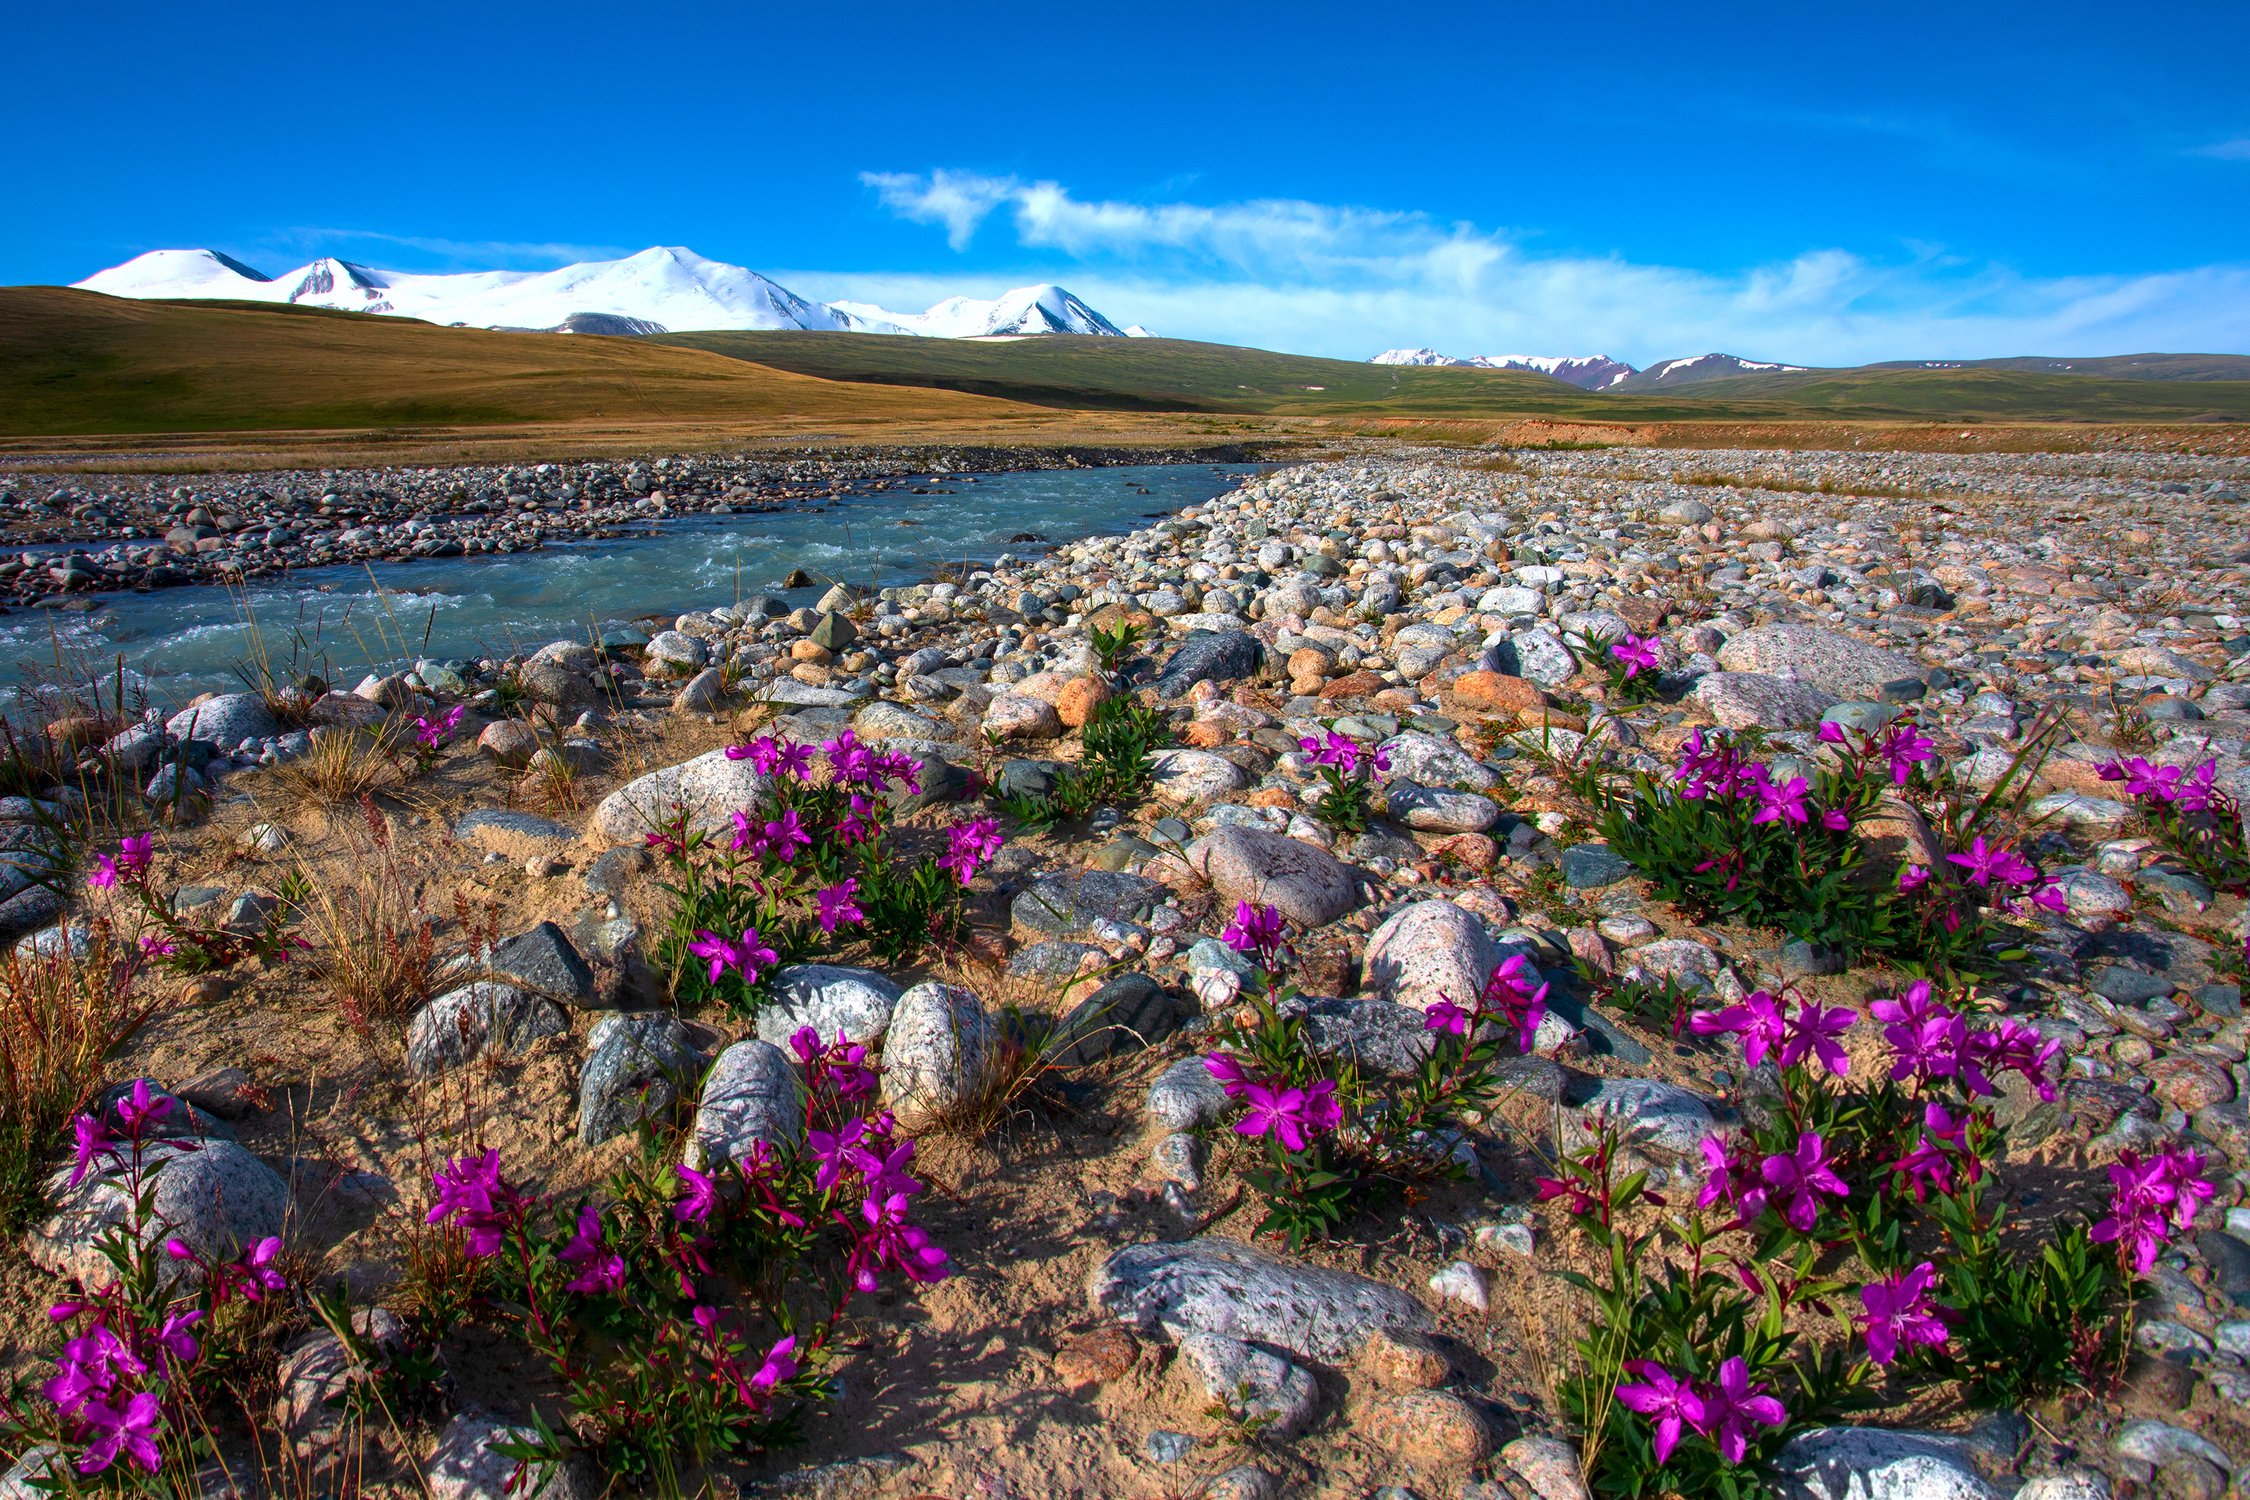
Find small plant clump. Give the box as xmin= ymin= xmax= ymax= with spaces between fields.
xmin=1553 ymin=976 xmax=2203 ymax=1497
xmin=2097 ymin=753 xmax=2249 ymax=894
xmin=0 ymin=934 xmax=152 ymax=1233
xmin=84 ymin=833 xmax=303 ymax=974
xmin=652 ymin=728 xmax=1005 ymax=1005
xmin=1200 ymin=901 xmax=1545 ymax=1246
xmin=996 ymin=692 xmax=1171 ymax=830
xmin=0 ymin=1084 xmax=293 ymax=1485
xmin=406 ymin=1027 xmax=948 ymax=1489
xmin=1298 ymin=727 xmax=1387 ymax=834
xmin=1591 ymin=630 xmax=1667 ymax=705
xmin=1599 ymin=715 xmax=2064 ymax=975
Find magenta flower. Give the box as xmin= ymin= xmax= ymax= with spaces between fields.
xmin=938 ymin=817 xmax=1004 ymax=886
xmin=773 ymin=740 xmax=815 ymax=779
xmin=1483 ymin=954 xmax=1551 ymax=1055
xmin=1614 ymin=1361 xmax=1706 ymax=1464
xmin=231 ymin=1236 xmax=287 ymax=1300
xmin=1879 ymin=722 xmax=1936 ymax=785
xmin=758 ymin=808 xmax=812 ymax=862
xmin=688 ymin=929 xmax=744 ymax=985
xmin=75 ymin=1389 xmax=164 ymax=1476
xmin=739 ymin=1334 xmax=799 ymax=1404
xmin=674 ymin=1162 xmax=723 ymax=1224
xmin=1424 ymin=999 xmax=1471 ymax=1036
xmin=155 ymin=1308 xmax=204 ymax=1363
xmin=822 ymin=728 xmax=876 ymax=784
xmin=1690 ymin=991 xmax=1788 ymax=1068
xmin=67 ymin=1112 xmax=115 ymax=1188
xmin=1818 ymin=720 xmax=1848 ymax=744
xmin=1898 ymin=864 xmax=1931 ymax=893
xmin=1220 ymin=900 xmax=1287 ymax=962
xmin=1696 ymin=1135 xmax=1769 ymax=1223
xmin=1235 ymin=1079 xmax=1338 ymax=1152
xmin=2093 ymin=1146 xmax=2216 ymax=1274
xmin=114 ymin=1078 xmax=174 ymax=1135
xmin=816 ymin=878 xmax=865 ymax=934
xmin=1610 ymin=633 xmax=1661 ymax=678
xmin=1204 ymin=1052 xmax=1254 ymax=1098
xmin=1698 ymin=1357 xmax=1787 ymax=1463
xmin=726 ymin=734 xmax=780 ymax=769
xmin=1760 ymin=1131 xmax=1848 ymax=1231
xmin=426 ymin=1148 xmax=521 ymax=1257
xmin=1750 ymin=773 xmax=1810 ymax=826
xmin=559 ymin=1205 xmax=625 ymax=1294
xmin=1946 ymin=835 xmax=2013 ymax=887
xmin=1779 ymin=999 xmax=1857 ymax=1077
xmin=1858 ymin=1262 xmax=1949 ymax=1366
xmin=1963 ymin=1017 xmax=2060 ymax=1102
xmin=1820 ymin=808 xmax=1852 ymax=832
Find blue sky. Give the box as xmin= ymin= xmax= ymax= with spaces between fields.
xmin=8 ymin=0 xmax=2248 ymax=363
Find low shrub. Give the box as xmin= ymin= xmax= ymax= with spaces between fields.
xmin=403 ymin=1027 xmax=948 ymax=1489
xmin=0 ymin=1084 xmax=293 ymax=1484
xmin=1552 ymin=978 xmax=2194 ymax=1497
xmin=995 ymin=693 xmax=1169 ymax=830
xmin=652 ymin=729 xmax=1003 ymax=1010
xmin=84 ymin=833 xmax=302 ymax=975
xmin=1298 ymin=727 xmax=1387 ymax=835
xmin=2098 ymin=753 xmax=2248 ymax=895
xmin=1201 ymin=901 xmax=1542 ymax=1246
xmin=1598 ymin=715 xmax=2064 ymax=975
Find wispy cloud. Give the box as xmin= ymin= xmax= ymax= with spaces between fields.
xmin=852 ymin=170 xmax=2250 ymax=364
xmin=2194 ymin=138 xmax=2250 ymax=161
xmin=272 ymin=228 xmax=633 ymax=267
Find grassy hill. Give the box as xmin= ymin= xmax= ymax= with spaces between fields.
xmin=664 ymin=329 xmax=2250 ymax=425
xmin=4 ymin=288 xmax=2247 ymax=459
xmin=0 ymin=288 xmax=1043 ymax=436
xmin=1865 ymin=353 xmax=2250 ymax=382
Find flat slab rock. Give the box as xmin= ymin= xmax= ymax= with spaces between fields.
xmin=1772 ymin=1428 xmax=1996 ymax=1500
xmin=1185 ymin=825 xmax=1364 ymax=930
xmin=1089 ymin=1236 xmax=1432 ymax=1364
xmin=1716 ymin=624 xmax=1918 ymax=699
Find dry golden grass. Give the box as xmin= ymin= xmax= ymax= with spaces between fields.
xmin=263 ymin=724 xmax=407 ymax=808
xmin=294 ymin=800 xmax=454 ymax=1035
xmin=0 ymin=930 xmax=156 ymax=1230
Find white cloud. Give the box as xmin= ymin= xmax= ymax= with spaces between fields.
xmin=848 ymin=171 xmax=2250 ymax=364
xmin=2195 ymin=138 xmax=2250 ymax=161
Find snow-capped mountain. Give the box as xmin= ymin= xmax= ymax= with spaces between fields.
xmin=1368 ymin=348 xmax=1637 ymax=390
xmin=72 ymin=246 xmax=1130 ymax=341
xmin=1612 ymin=353 xmax=1807 ymax=390
xmin=830 ymin=284 xmax=1124 ymax=338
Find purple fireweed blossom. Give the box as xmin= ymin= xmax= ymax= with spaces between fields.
xmin=674 ymin=1163 xmax=723 ymax=1224
xmin=807 ymin=1120 xmax=867 ymax=1193
xmin=559 ymin=1205 xmax=625 ymax=1294
xmin=1779 ymin=998 xmax=1858 ymax=1077
xmin=1892 ymin=1104 xmax=1976 ymax=1201
xmin=2093 ymin=1146 xmax=2216 ymax=1274
xmin=1751 ymin=774 xmax=1811 ymax=826
xmin=427 ymin=1149 xmax=519 ymax=1257
xmin=1220 ymin=900 xmax=1287 ymax=963
xmin=1482 ymin=954 xmax=1551 ymax=1054
xmin=1898 ymin=864 xmax=1931 ymax=893
xmin=1698 ymin=1357 xmax=1788 ymax=1463
xmin=938 ymin=817 xmax=1004 ymax=886
xmin=772 ymin=740 xmax=815 ymax=779
xmin=1760 ymin=1131 xmax=1848 ymax=1231
xmin=739 ymin=1334 xmax=799 ymax=1404
xmin=1820 ymin=808 xmax=1852 ymax=832
xmin=76 ymin=1390 xmax=164 ymax=1476
xmin=1613 ymin=1361 xmax=1705 ymax=1465
xmin=1858 ymin=1262 xmax=1949 ymax=1366
xmin=1948 ymin=835 xmax=2026 ymax=888
xmin=68 ymin=1112 xmax=115 ymax=1188
xmin=757 ymin=808 xmax=812 ymax=862
xmin=1611 ymin=633 xmax=1662 ymax=678
xmin=688 ymin=929 xmax=745 ymax=986
xmin=1235 ymin=1080 xmax=1339 ymax=1153
xmin=1204 ymin=1053 xmax=1254 ymax=1099
xmin=1964 ymin=1017 xmax=2060 ymax=1102
xmin=822 ymin=728 xmax=876 ymax=785
xmin=1879 ymin=722 xmax=1937 ymax=785
xmin=725 ymin=734 xmax=779 ymax=770
xmin=816 ymin=878 xmax=865 ymax=934
xmin=1424 ymin=999 xmax=1470 ymax=1036
xmin=1696 ymin=1135 xmax=1769 ymax=1222
xmin=1690 ymin=990 xmax=1789 ymax=1067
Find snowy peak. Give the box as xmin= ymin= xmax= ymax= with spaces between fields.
xmin=1368 ymin=348 xmax=1637 ymax=390
xmin=842 ymin=283 xmax=1126 ymax=338
xmin=77 ymin=248 xmax=274 ymax=299
xmin=1614 ymin=353 xmax=1807 ymax=390
xmin=71 ymin=247 xmax=1132 ymax=341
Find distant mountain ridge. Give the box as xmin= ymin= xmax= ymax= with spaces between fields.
xmin=72 ymin=246 xmax=1132 ymax=340
xmin=1369 ymin=348 xmax=1635 ymax=390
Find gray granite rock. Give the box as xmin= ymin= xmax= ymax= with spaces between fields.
xmin=685 ymin=1040 xmax=803 ymax=1171
xmin=755 ymin=964 xmax=903 ymax=1049
xmin=1716 ymin=625 xmax=1918 ymax=699
xmin=880 ymin=982 xmax=996 ymax=1128
xmin=588 ymin=748 xmax=767 ymax=842
xmin=1773 ymin=1428 xmax=1995 ymax=1500
xmin=1187 ymin=826 xmax=1363 ymax=929
xmin=1090 ymin=1237 xmax=1433 ymax=1362
xmin=1363 ymin=899 xmax=1505 ymax=1012
xmin=1011 ymin=868 xmax=1167 ymax=938
xmin=487 ymin=921 xmax=597 ymax=1008
xmin=32 ymin=1140 xmax=289 ymax=1289
xmin=1176 ymin=1330 xmax=1321 ymax=1436
xmin=579 ymin=1013 xmax=705 ymax=1146
xmin=406 ymin=983 xmax=568 ymax=1076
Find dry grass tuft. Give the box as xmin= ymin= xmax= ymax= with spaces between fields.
xmin=295 ymin=800 xmax=453 ymax=1035
xmin=263 ymin=723 xmax=410 ymax=809
xmin=0 ymin=930 xmax=155 ymax=1230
